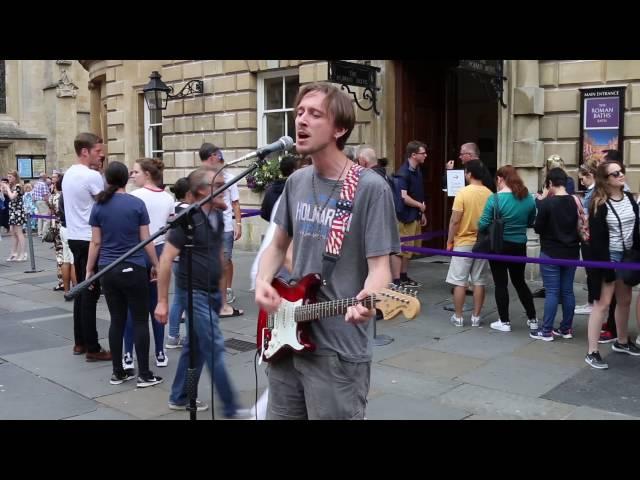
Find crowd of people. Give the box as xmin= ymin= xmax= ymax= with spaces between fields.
xmin=3 ymin=80 xmax=639 ymax=421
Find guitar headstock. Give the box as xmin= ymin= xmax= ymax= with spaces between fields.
xmin=375 ymin=284 xmax=420 ymax=320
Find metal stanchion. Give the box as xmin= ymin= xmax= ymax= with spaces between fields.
xmin=372 ymin=309 xmax=393 ymax=346
xmin=24 ymin=213 xmax=43 ymax=274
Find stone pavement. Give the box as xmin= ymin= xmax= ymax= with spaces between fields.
xmin=1 ymin=231 xmax=639 ymax=420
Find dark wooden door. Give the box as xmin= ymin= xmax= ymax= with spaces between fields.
xmin=395 ymin=60 xmax=457 ymax=248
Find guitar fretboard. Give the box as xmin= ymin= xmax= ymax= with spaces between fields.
xmin=293 ymin=295 xmax=376 ymax=323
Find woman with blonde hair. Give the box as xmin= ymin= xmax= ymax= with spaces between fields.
xmin=1 ymin=170 xmax=27 ymax=261
xmin=585 ymin=161 xmax=640 ymax=369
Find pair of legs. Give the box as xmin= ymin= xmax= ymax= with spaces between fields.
xmin=266 ymin=353 xmax=370 ymax=420
xmin=7 ymin=224 xmax=26 ymax=259
xmin=68 ymin=240 xmax=101 ymax=353
xmin=446 ymin=246 xmax=489 ymax=319
xmin=539 ymin=253 xmax=576 ymax=334
xmin=488 ymin=241 xmax=536 ymax=324
xmin=220 ymin=231 xmax=243 ymax=316
xmin=101 ymin=263 xmax=153 ymax=377
xmin=587 ymin=278 xmax=634 ymax=354
xmin=169 ymin=287 xmax=241 ymax=417
xmin=167 ymin=263 xmax=184 ymax=340
xmin=392 ymin=220 xmax=421 ymax=284
xmin=35 ymin=200 xmax=50 ymax=237
xmin=124 ymin=244 xmax=164 ymax=361
xmin=59 ymin=226 xmax=76 ymax=293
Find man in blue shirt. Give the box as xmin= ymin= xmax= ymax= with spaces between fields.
xmin=391 ymin=140 xmax=427 ymax=287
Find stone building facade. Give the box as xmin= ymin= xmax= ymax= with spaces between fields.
xmin=0 ymin=60 xmax=90 ymax=177
xmin=78 ymin=60 xmax=640 ymax=258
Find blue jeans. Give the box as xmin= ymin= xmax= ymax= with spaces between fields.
xmin=124 ymin=244 xmax=165 ymax=356
xmin=169 ymin=287 xmax=239 ymax=417
xmin=540 ymin=252 xmax=576 ymax=333
xmin=168 ymin=263 xmax=183 ymax=338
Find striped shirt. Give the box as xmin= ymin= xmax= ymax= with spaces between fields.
xmin=606 ymin=195 xmax=635 ymax=252
xmin=32 ymin=181 xmax=50 ymax=201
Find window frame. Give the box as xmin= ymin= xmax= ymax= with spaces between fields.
xmin=143 ymin=99 xmax=164 ymax=158
xmin=257 ymin=69 xmax=299 ymax=147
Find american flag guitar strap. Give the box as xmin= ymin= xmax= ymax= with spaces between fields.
xmin=321 ymin=163 xmax=364 ymax=285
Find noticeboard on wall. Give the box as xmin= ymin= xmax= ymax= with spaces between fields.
xmin=579 ymin=87 xmax=625 ymax=166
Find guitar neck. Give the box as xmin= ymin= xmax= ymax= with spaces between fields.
xmin=294 ymin=295 xmax=376 ymax=323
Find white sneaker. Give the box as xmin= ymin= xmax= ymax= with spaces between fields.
xmin=449 ymin=314 xmax=463 ymax=327
xmin=156 ymin=351 xmax=168 ymax=367
xmin=122 ymin=352 xmax=134 ymax=370
xmin=471 ymin=315 xmax=481 ymax=327
xmin=226 ymin=287 xmax=236 ymax=304
xmin=526 ymin=318 xmax=539 ymax=331
xmin=574 ymin=303 xmax=593 ymax=315
xmin=636 ymin=336 xmax=640 ymax=348
xmin=490 ymin=320 xmax=512 ymax=332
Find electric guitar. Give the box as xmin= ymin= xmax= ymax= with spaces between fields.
xmin=256 ymin=273 xmax=420 ymax=362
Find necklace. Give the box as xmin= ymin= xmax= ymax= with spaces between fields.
xmin=311 ymin=160 xmax=350 ymax=236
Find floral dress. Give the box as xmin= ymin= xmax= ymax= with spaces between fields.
xmin=49 ymin=191 xmax=64 ymax=286
xmin=8 ymin=185 xmax=26 ymax=226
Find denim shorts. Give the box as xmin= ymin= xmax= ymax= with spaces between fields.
xmin=222 ymin=231 xmax=234 ymax=262
xmin=610 ymin=250 xmax=624 ymax=279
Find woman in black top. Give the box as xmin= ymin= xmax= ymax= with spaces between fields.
xmin=585 ymin=161 xmax=640 ymax=369
xmin=533 ymin=168 xmax=580 ymax=342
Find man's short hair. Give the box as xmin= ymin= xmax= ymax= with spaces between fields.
xmin=357 ymin=145 xmax=377 ymax=166
xmin=187 ymin=165 xmax=221 ymax=196
xmin=199 ymin=143 xmax=222 ymax=161
xmin=461 ymin=142 xmax=480 ymax=157
xmin=603 ymin=149 xmax=622 ymax=162
xmin=74 ymin=133 xmax=103 ymax=156
xmin=294 ymin=82 xmax=355 ymax=150
xmin=406 ymin=140 xmax=427 ymax=159
xmin=464 ymin=160 xmax=486 ymax=181
xmin=546 ymin=167 xmax=567 ymax=188
xmin=279 ymin=155 xmax=297 ymax=178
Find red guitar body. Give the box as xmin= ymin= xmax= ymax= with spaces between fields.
xmin=256 ymin=273 xmax=321 ymax=361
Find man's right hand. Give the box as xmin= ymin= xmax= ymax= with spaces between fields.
xmin=446 ymin=160 xmax=455 ymax=170
xmin=255 ymin=278 xmax=282 ymax=313
xmin=155 ymin=300 xmax=169 ymax=325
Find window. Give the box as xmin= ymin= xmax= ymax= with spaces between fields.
xmin=17 ymin=156 xmax=46 ymax=179
xmin=257 ymin=70 xmax=299 ymax=150
xmin=143 ymin=100 xmax=163 ymax=158
xmin=0 ymin=60 xmax=6 ymax=114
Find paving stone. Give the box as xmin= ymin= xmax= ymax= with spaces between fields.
xmin=458 ymin=355 xmax=581 ymax=397
xmin=0 ymin=363 xmax=97 ymax=420
xmin=65 ymin=405 xmax=138 ymax=420
xmin=426 ymin=326 xmax=535 ymax=360
xmin=436 ymin=384 xmax=577 ymax=419
xmin=370 ymin=364 xmax=462 ymax=400
xmin=366 ymin=393 xmax=470 ymax=420
xmin=381 ymin=347 xmax=487 ymax=380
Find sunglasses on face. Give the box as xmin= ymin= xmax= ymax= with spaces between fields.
xmin=608 ymin=170 xmax=625 ymax=178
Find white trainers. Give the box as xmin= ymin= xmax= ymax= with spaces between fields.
xmin=471 ymin=315 xmax=481 ymax=327
xmin=526 ymin=318 xmax=539 ymax=331
xmin=490 ymin=320 xmax=512 ymax=332
xmin=156 ymin=351 xmax=168 ymax=367
xmin=449 ymin=314 xmax=463 ymax=327
xmin=122 ymin=352 xmax=134 ymax=370
xmin=636 ymin=336 xmax=640 ymax=348
xmin=226 ymin=287 xmax=236 ymax=304
xmin=574 ymin=303 xmax=593 ymax=315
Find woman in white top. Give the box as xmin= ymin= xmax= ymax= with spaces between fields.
xmin=123 ymin=158 xmax=175 ymax=370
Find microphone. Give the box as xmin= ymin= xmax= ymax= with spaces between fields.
xmin=225 ymin=136 xmax=295 ymax=167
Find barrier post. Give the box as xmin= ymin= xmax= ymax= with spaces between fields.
xmin=24 ymin=213 xmax=43 ymax=274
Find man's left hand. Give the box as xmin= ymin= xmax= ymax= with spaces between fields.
xmin=234 ymin=223 xmax=242 ymax=241
xmin=421 ymin=213 xmax=428 ymax=227
xmin=345 ymin=289 xmax=375 ymax=324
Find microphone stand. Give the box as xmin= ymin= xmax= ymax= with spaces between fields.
xmin=65 ymin=154 xmax=271 ymax=420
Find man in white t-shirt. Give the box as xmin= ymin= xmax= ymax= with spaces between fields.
xmin=199 ymin=143 xmax=244 ymax=318
xmin=62 ymin=132 xmax=111 ymax=362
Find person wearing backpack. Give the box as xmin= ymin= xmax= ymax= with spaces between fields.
xmin=390 ymin=140 xmax=428 ymax=288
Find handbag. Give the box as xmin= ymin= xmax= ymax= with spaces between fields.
xmin=42 ymin=224 xmax=57 ymax=243
xmin=473 ymin=193 xmax=504 ymax=254
xmin=606 ymin=198 xmax=640 ymax=287
xmin=572 ymin=195 xmax=590 ymax=243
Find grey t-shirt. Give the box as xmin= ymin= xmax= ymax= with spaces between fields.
xmin=274 ymin=165 xmax=401 ymax=362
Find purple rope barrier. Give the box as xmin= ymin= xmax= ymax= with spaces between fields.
xmin=400 ymin=230 xmax=447 ymax=242
xmin=31 ymin=214 xmax=55 ymax=220
xmin=401 ymin=245 xmax=640 ymax=271
xmin=240 ymin=209 xmax=261 ymax=218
